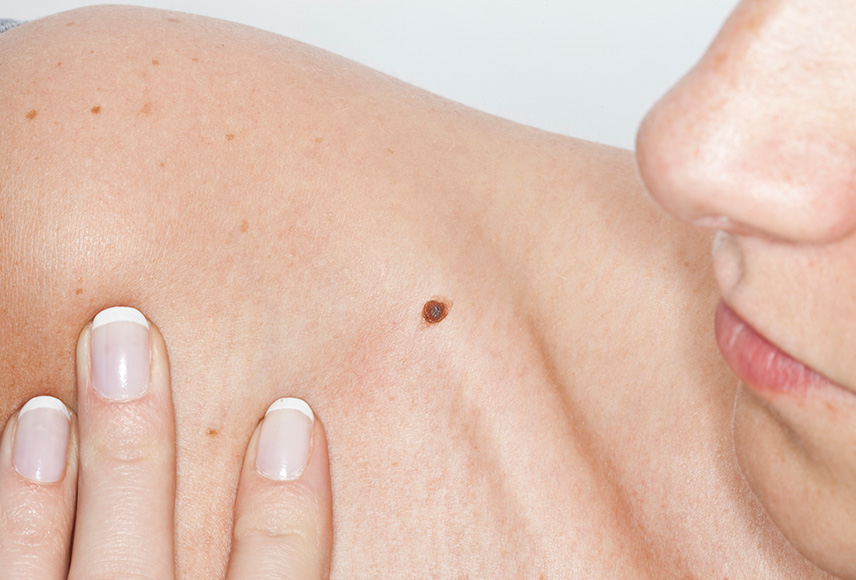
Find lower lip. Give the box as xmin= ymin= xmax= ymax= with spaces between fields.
xmin=714 ymin=302 xmax=834 ymax=397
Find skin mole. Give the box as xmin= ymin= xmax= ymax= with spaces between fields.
xmin=422 ymin=299 xmax=450 ymax=324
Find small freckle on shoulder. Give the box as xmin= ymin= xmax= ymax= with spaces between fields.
xmin=26 ymin=109 xmax=37 ymax=120
xmin=90 ymin=105 xmax=101 ymax=114
xmin=239 ymin=220 xmax=249 ymax=233
xmin=206 ymin=428 xmax=219 ymax=437
xmin=226 ymin=133 xmax=235 ymax=141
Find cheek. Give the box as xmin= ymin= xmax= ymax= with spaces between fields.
xmin=733 ymin=386 xmax=856 ymax=578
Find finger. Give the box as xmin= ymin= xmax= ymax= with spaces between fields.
xmin=68 ymin=307 xmax=176 ymax=580
xmin=226 ymin=398 xmax=333 ymax=580
xmin=0 ymin=396 xmax=77 ymax=580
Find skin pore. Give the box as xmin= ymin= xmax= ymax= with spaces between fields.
xmin=0 ymin=5 xmax=835 ymax=578
xmin=638 ymin=0 xmax=856 ymax=577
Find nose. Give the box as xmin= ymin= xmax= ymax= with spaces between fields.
xmin=636 ymin=0 xmax=856 ymax=243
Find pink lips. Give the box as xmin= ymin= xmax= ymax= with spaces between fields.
xmin=714 ymin=302 xmax=835 ymax=396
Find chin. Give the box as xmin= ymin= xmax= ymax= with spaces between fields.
xmin=733 ymin=386 xmax=856 ymax=579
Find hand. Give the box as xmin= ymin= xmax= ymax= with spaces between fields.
xmin=0 ymin=306 xmax=333 ymax=579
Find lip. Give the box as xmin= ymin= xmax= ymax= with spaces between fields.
xmin=715 ymin=301 xmax=840 ymax=397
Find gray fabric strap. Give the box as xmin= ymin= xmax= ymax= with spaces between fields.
xmin=0 ymin=19 xmax=23 ymax=34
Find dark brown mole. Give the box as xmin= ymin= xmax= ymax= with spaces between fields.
xmin=422 ymin=300 xmax=449 ymax=324
xmin=91 ymin=105 xmax=101 ymax=114
xmin=26 ymin=109 xmax=37 ymax=120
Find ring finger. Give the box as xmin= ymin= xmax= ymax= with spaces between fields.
xmin=0 ymin=396 xmax=77 ymax=580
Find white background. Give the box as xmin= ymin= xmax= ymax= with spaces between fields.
xmin=2 ymin=1 xmax=738 ymax=150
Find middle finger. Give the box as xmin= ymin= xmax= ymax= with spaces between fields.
xmin=68 ymin=307 xmax=175 ymax=580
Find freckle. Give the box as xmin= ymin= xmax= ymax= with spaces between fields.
xmin=66 ymin=21 xmax=74 ymax=26
xmin=192 ymin=57 xmax=199 ymax=62
xmin=226 ymin=133 xmax=235 ymax=141
xmin=159 ymin=162 xmax=166 ymax=168
xmin=387 ymin=148 xmax=395 ymax=154
xmin=75 ymin=288 xmax=83 ymax=295
xmin=206 ymin=428 xmax=219 ymax=437
xmin=422 ymin=299 xmax=449 ymax=324
xmin=239 ymin=220 xmax=249 ymax=233
xmin=712 ymin=51 xmax=728 ymax=73
xmin=167 ymin=18 xmax=181 ymax=23
xmin=56 ymin=62 xmax=62 ymax=67
xmin=91 ymin=105 xmax=101 ymax=114
xmin=152 ymin=59 xmax=160 ymax=66
xmin=315 ymin=137 xmax=324 ymax=144
xmin=140 ymin=102 xmax=153 ymax=115
xmin=26 ymin=109 xmax=37 ymax=120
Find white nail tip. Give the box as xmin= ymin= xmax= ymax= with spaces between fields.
xmin=19 ymin=396 xmax=71 ymax=420
xmin=92 ymin=306 xmax=149 ymax=329
xmin=265 ymin=398 xmax=314 ymax=421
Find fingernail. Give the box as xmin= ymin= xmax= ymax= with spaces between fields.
xmin=13 ymin=396 xmax=72 ymax=483
xmin=91 ymin=306 xmax=150 ymax=401
xmin=256 ymin=398 xmax=314 ymax=481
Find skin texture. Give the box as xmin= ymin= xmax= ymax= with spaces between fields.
xmin=637 ymin=0 xmax=856 ymax=577
xmin=0 ymin=5 xmax=835 ymax=579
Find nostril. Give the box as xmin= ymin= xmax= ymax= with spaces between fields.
xmin=638 ymin=109 xmax=856 ymax=244
xmin=694 ymin=215 xmax=734 ymax=231
xmin=692 ymin=216 xmax=768 ymax=239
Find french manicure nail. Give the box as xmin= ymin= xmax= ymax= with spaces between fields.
xmin=256 ymin=398 xmax=314 ymax=481
xmin=91 ymin=306 xmax=150 ymax=401
xmin=13 ymin=396 xmax=71 ymax=483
